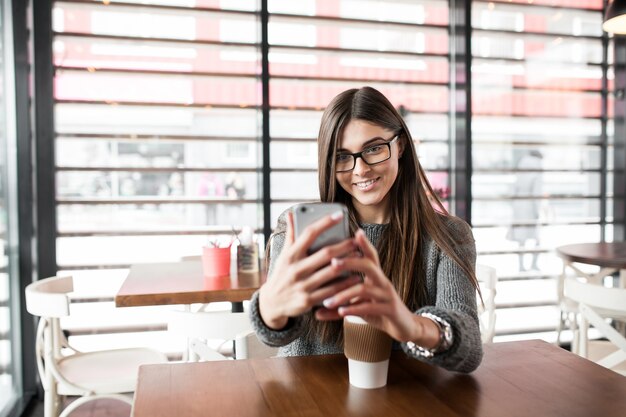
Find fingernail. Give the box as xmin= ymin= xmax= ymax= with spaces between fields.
xmin=338 ymin=306 xmax=346 ymax=316
xmin=323 ymin=297 xmax=335 ymax=308
xmin=331 ymin=258 xmax=344 ymax=267
xmin=331 ymin=210 xmax=344 ymax=220
xmin=357 ymin=228 xmax=365 ymax=237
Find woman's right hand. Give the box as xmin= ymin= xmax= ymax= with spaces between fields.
xmin=258 ymin=210 xmax=360 ymax=330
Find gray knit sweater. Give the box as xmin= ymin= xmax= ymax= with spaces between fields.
xmin=249 ymin=212 xmax=483 ymax=373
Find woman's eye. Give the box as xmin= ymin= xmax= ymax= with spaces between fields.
xmin=364 ymin=145 xmax=383 ymax=155
xmin=336 ymin=154 xmax=351 ymax=162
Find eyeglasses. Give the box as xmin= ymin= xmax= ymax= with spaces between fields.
xmin=335 ymin=135 xmax=399 ymax=173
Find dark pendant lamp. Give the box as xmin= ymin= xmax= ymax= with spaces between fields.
xmin=604 ymin=0 xmax=626 ymax=34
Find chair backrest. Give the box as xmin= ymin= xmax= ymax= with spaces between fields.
xmin=25 ymin=276 xmax=75 ymax=393
xmin=564 ymin=277 xmax=626 ymax=374
xmin=564 ymin=277 xmax=626 ymax=313
xmin=168 ymin=311 xmax=279 ymax=360
xmin=168 ymin=310 xmax=254 ymax=361
xmin=235 ymin=331 xmax=278 ymax=359
xmin=476 ymin=264 xmax=497 ymax=343
xmin=168 ymin=310 xmax=252 ymax=341
xmin=25 ymin=276 xmax=73 ymax=318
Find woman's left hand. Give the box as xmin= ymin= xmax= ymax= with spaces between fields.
xmin=315 ymin=229 xmax=422 ymax=343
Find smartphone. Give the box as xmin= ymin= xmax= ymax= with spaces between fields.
xmin=293 ymin=202 xmax=350 ymax=255
xmin=293 ymin=202 xmax=352 ymax=291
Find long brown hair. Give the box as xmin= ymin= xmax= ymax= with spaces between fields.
xmin=269 ymin=86 xmax=479 ymax=346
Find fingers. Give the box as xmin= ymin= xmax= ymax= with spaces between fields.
xmin=330 ymin=256 xmax=387 ymax=287
xmin=295 ymin=238 xmax=355 ymax=277
xmin=354 ymin=229 xmax=379 ymax=264
xmin=337 ymin=302 xmax=389 ymax=318
xmin=291 ymin=210 xmax=345 ymax=258
xmin=315 ymin=300 xmax=388 ymax=321
xmin=304 ymin=270 xmax=362 ymax=298
xmin=322 ymin=281 xmax=390 ymax=309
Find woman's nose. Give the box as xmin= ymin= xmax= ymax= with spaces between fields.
xmin=352 ymin=156 xmax=371 ymax=176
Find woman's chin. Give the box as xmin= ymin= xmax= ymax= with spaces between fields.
xmin=351 ymin=192 xmax=386 ymax=209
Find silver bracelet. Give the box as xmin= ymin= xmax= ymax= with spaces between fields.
xmin=405 ymin=312 xmax=454 ymax=359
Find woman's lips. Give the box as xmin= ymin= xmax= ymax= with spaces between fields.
xmin=353 ymin=177 xmax=380 ymax=191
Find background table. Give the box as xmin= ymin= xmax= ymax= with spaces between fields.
xmin=132 ymin=340 xmax=626 ymax=417
xmin=115 ymin=261 xmax=264 ymax=308
xmin=556 ymin=242 xmax=626 ymax=284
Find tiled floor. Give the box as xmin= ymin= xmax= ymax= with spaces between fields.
xmin=22 ymin=398 xmax=131 ymax=417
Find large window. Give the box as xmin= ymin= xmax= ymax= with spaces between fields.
xmin=470 ymin=0 xmax=612 ymax=341
xmin=45 ymin=0 xmax=616 ymax=353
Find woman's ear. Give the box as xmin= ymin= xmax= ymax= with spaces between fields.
xmin=397 ymin=137 xmax=405 ymax=158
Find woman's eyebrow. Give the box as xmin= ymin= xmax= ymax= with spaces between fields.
xmin=337 ymin=136 xmax=387 ymax=152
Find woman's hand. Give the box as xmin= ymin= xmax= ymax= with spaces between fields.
xmin=258 ymin=211 xmax=361 ymax=330
xmin=316 ymin=229 xmax=440 ymax=346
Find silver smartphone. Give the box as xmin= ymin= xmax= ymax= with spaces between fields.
xmin=293 ymin=202 xmax=350 ymax=255
xmin=293 ymin=202 xmax=353 ymax=291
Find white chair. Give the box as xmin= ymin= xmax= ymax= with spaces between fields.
xmin=476 ymin=264 xmax=497 ymax=344
xmin=556 ymin=258 xmax=615 ymax=352
xmin=167 ymin=310 xmax=277 ymax=361
xmin=235 ymin=330 xmax=279 ymax=360
xmin=25 ymin=276 xmax=169 ymax=417
xmin=564 ymin=276 xmax=626 ymax=376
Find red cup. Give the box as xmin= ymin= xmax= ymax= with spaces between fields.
xmin=202 ymin=246 xmax=231 ymax=277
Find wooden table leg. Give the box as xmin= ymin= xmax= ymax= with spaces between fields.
xmin=231 ymin=301 xmax=244 ymax=357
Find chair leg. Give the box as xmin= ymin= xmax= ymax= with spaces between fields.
xmin=555 ymin=264 xmax=568 ymax=348
xmin=578 ymin=316 xmax=588 ymax=358
xmin=569 ymin=312 xmax=579 ymax=354
xmin=44 ymin=377 xmax=60 ymax=417
xmin=555 ymin=311 xmax=565 ymax=347
xmin=188 ymin=337 xmax=199 ymax=362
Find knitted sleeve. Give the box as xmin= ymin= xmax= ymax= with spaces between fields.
xmin=249 ymin=210 xmax=307 ymax=347
xmin=401 ymin=217 xmax=483 ymax=373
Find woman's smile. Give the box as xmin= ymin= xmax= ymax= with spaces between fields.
xmin=353 ymin=177 xmax=380 ymax=191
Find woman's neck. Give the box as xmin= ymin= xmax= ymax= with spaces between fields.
xmin=353 ymin=197 xmax=391 ymax=225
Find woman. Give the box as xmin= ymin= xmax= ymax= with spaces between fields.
xmin=250 ymin=87 xmax=482 ymax=373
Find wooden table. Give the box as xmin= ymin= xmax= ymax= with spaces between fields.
xmin=556 ymin=242 xmax=626 ymax=284
xmin=115 ymin=261 xmax=264 ymax=308
xmin=132 ymin=340 xmax=626 ymax=417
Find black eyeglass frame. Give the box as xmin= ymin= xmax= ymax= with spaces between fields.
xmin=334 ymin=135 xmax=400 ymax=173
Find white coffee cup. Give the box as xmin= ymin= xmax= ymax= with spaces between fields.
xmin=343 ymin=315 xmax=392 ymax=389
